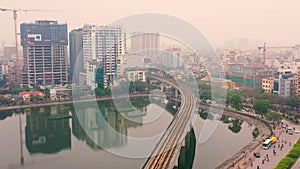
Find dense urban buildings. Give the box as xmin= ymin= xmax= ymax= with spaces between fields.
xmin=69 ymin=28 xmax=83 ymax=84
xmin=20 ymin=20 xmax=68 ymax=86
xmin=130 ymin=32 xmax=160 ymax=56
xmin=125 ymin=67 xmax=147 ymax=82
xmin=0 ymin=61 xmax=2 ymax=81
xmin=162 ymin=48 xmax=183 ymax=68
xmin=262 ymin=78 xmax=274 ymax=93
xmin=279 ymin=75 xmax=297 ymax=98
xmin=297 ymin=66 xmax=300 ymax=97
xmin=80 ymin=25 xmax=125 ymax=89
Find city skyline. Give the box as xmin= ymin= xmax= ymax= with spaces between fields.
xmin=1 ymin=0 xmax=300 ymax=48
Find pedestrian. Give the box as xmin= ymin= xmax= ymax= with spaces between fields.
xmin=251 ymin=162 xmax=253 ymax=167
xmin=278 ymin=144 xmax=280 ymax=148
xmin=289 ymin=142 xmax=291 ymax=146
xmin=257 ymin=166 xmax=260 ymax=169
xmin=266 ymin=154 xmax=268 ymax=158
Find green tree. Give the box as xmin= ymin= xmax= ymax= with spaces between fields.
xmin=33 ymin=83 xmax=41 ymax=91
xmin=228 ymin=119 xmax=243 ymax=133
xmin=286 ymin=96 xmax=299 ymax=108
xmin=23 ymin=85 xmax=30 ymax=92
xmin=266 ymin=112 xmax=283 ymax=123
xmin=95 ymin=88 xmax=105 ymax=96
xmin=253 ymin=100 xmax=270 ymax=117
xmin=43 ymin=88 xmax=50 ymax=98
xmin=129 ymin=81 xmax=136 ymax=93
xmin=227 ymin=94 xmax=243 ymax=110
xmin=134 ymin=81 xmax=146 ymax=92
xmin=104 ymin=88 xmax=111 ymax=95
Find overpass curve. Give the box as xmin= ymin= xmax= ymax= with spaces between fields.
xmin=142 ymin=75 xmax=196 ymax=169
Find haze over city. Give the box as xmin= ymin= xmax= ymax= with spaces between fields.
xmin=1 ymin=1 xmax=300 ymax=169
xmin=1 ymin=0 xmax=300 ymax=47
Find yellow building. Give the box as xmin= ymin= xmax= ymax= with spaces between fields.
xmin=262 ymin=78 xmax=274 ymax=93
xmin=222 ymin=80 xmax=236 ymax=90
xmin=19 ymin=91 xmax=45 ymax=103
xmin=19 ymin=92 xmax=31 ymax=103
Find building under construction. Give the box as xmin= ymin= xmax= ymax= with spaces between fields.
xmin=225 ymin=64 xmax=275 ymax=90
xmin=21 ymin=20 xmax=68 ymax=86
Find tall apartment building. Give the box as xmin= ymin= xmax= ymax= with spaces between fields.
xmin=21 ymin=20 xmax=68 ymax=86
xmin=297 ymin=66 xmax=300 ymax=97
xmin=130 ymin=32 xmax=160 ymax=56
xmin=279 ymin=75 xmax=297 ymax=98
xmin=81 ymin=25 xmax=125 ymax=89
xmin=69 ymin=28 xmax=83 ymax=84
xmin=0 ymin=61 xmax=2 ymax=81
xmin=162 ymin=48 xmax=183 ymax=68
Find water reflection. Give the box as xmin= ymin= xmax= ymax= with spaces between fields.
xmin=72 ymin=99 xmax=148 ymax=150
xmin=199 ymin=109 xmax=244 ymax=134
xmin=0 ymin=98 xmax=255 ymax=169
xmin=25 ymin=106 xmax=71 ymax=154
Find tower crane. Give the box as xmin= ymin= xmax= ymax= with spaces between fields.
xmin=0 ymin=7 xmax=61 ymax=85
xmin=258 ymin=42 xmax=297 ymax=67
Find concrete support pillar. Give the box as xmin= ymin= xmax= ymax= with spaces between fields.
xmin=175 ymin=89 xmax=179 ymax=98
xmin=181 ymin=138 xmax=186 ymax=147
xmin=179 ymin=147 xmax=186 ymax=168
xmin=174 ymin=153 xmax=179 ymax=167
xmin=160 ymin=84 xmax=164 ymax=92
xmin=185 ymin=131 xmax=191 ymax=148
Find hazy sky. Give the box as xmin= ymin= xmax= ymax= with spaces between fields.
xmin=1 ymin=0 xmax=300 ymax=47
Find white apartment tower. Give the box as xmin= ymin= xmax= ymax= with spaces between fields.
xmin=130 ymin=32 xmax=160 ymax=56
xmin=81 ymin=25 xmax=125 ymax=89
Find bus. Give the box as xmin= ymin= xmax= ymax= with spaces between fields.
xmin=262 ymin=139 xmax=272 ymax=149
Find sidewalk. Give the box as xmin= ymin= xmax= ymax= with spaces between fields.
xmin=245 ymin=120 xmax=300 ymax=169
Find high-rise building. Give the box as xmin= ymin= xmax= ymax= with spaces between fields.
xmin=0 ymin=61 xmax=2 ymax=81
xmin=297 ymin=66 xmax=300 ymax=97
xmin=69 ymin=28 xmax=83 ymax=84
xmin=162 ymin=48 xmax=183 ymax=68
xmin=130 ymin=32 xmax=160 ymax=56
xmin=279 ymin=75 xmax=297 ymax=98
xmin=21 ymin=20 xmax=68 ymax=86
xmin=81 ymin=25 xmax=125 ymax=89
xmin=3 ymin=46 xmax=16 ymax=59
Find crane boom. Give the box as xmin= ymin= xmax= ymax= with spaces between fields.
xmin=258 ymin=42 xmax=297 ymax=67
xmin=0 ymin=7 xmax=62 ymax=85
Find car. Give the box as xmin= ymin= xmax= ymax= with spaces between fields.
xmin=253 ymin=152 xmax=260 ymax=158
xmin=295 ymin=129 xmax=299 ymax=134
xmin=289 ymin=130 xmax=294 ymax=135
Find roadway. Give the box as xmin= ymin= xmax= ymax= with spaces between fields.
xmin=142 ymin=75 xmax=196 ymax=169
xmin=0 ymin=93 xmax=149 ymax=111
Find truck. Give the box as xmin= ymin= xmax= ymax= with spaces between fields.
xmin=270 ymin=136 xmax=277 ymax=144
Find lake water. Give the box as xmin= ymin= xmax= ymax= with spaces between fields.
xmin=0 ymin=98 xmax=255 ymax=169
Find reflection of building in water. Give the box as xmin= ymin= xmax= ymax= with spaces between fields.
xmin=25 ymin=106 xmax=71 ymax=154
xmin=72 ymin=104 xmax=145 ymax=150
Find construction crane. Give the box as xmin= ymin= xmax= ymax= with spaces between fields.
xmin=0 ymin=7 xmax=61 ymax=85
xmin=258 ymin=42 xmax=297 ymax=67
